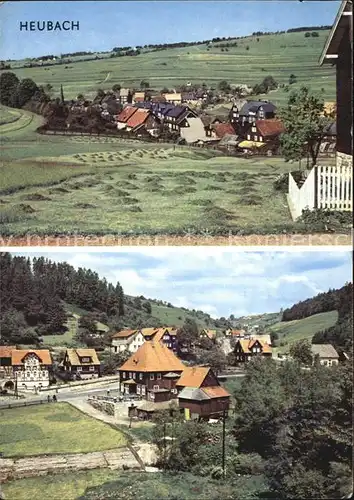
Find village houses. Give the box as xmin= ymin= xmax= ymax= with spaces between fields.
xmin=61 ymin=348 xmax=101 ymax=380
xmin=0 ymin=347 xmax=52 ymax=392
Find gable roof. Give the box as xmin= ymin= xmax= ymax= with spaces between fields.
xmin=311 ymin=344 xmax=339 ymax=358
xmin=118 ymin=341 xmax=185 ymax=373
xmin=235 ymin=339 xmax=272 ymax=354
xmin=176 ymin=366 xmax=210 ymax=388
xmin=240 ymin=101 xmax=276 ymax=116
xmin=141 ymin=328 xmax=159 ymax=337
xmin=200 ymin=329 xmax=217 ymax=340
xmin=126 ymin=109 xmax=150 ymax=129
xmin=11 ymin=349 xmax=52 ymax=366
xmin=256 ymin=119 xmax=285 ymax=137
xmin=66 ymin=348 xmax=100 ymax=366
xmin=214 ymin=123 xmax=235 ymax=138
xmin=320 ymin=0 xmax=352 ymax=65
xmin=111 ymin=329 xmax=137 ymax=339
xmin=202 ymin=386 xmax=230 ymax=399
xmin=117 ymin=106 xmax=138 ymax=123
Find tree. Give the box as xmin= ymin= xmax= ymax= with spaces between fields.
xmin=177 ymin=318 xmax=199 ymax=354
xmin=77 ymin=314 xmax=98 ymax=338
xmin=60 ymin=84 xmax=65 ymax=104
xmin=289 ymin=73 xmax=297 ymax=85
xmin=0 ymin=72 xmax=19 ymax=106
xmin=280 ymin=86 xmax=332 ymax=167
xmin=112 ymin=84 xmax=121 ymax=92
xmin=142 ymin=301 xmax=152 ymax=314
xmin=218 ymin=80 xmax=231 ymax=92
xmin=140 ymin=80 xmax=149 ymax=89
xmin=311 ymin=31 xmax=319 ymax=37
xmin=305 ymin=32 xmax=311 ymax=38
xmin=289 ymin=339 xmax=313 ymax=365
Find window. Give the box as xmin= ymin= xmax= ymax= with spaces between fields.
xmin=157 ymin=373 xmax=161 ymax=380
xmin=139 ymin=373 xmax=143 ymax=380
xmin=150 ymin=374 xmax=155 ymax=380
xmin=132 ymin=372 xmax=136 ymax=379
xmin=129 ymin=372 xmax=132 ymax=379
xmin=77 ymin=366 xmax=82 ymax=371
xmin=254 ymin=135 xmax=258 ymax=141
xmin=141 ymin=385 xmax=146 ymax=395
xmin=247 ymin=135 xmax=251 ymax=140
xmin=137 ymin=385 xmax=141 ymax=394
xmin=153 ymin=385 xmax=160 ymax=391
xmin=123 ymin=372 xmax=126 ymax=379
xmin=89 ymin=366 xmax=95 ymax=371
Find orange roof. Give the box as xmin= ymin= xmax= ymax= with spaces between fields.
xmin=202 ymin=386 xmax=230 ymax=399
xmin=201 ymin=329 xmax=216 ymax=340
xmin=111 ymin=329 xmax=137 ymax=339
xmin=256 ymin=119 xmax=285 ymax=137
xmin=0 ymin=346 xmax=16 ymax=358
xmin=236 ymin=339 xmax=272 ymax=354
xmin=231 ymin=330 xmax=243 ymax=336
xmin=118 ymin=341 xmax=185 ymax=373
xmin=176 ymin=366 xmax=210 ymax=388
xmin=117 ymin=106 xmax=138 ymax=123
xmin=141 ymin=328 xmax=159 ymax=337
xmin=11 ymin=349 xmax=52 ymax=366
xmin=126 ymin=109 xmax=150 ymax=129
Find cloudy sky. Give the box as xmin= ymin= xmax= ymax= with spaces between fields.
xmin=11 ymin=249 xmax=352 ymax=319
xmin=0 ymin=1 xmax=339 ymax=60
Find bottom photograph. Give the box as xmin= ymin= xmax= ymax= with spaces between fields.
xmin=0 ymin=248 xmax=352 ymax=500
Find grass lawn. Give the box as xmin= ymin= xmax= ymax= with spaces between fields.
xmin=2 ymin=470 xmax=118 ymax=500
xmin=0 ymin=402 xmax=127 ymax=457
xmin=269 ymin=310 xmax=338 ymax=354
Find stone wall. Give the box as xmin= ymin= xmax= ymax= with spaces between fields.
xmin=88 ymin=397 xmax=118 ymax=418
xmin=0 ymin=449 xmax=140 ymax=483
xmin=336 ymin=151 xmax=353 ymax=169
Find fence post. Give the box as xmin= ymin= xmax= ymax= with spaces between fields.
xmin=314 ymin=165 xmax=318 ymax=209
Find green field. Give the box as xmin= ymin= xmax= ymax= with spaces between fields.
xmin=0 ymin=403 xmax=127 ymax=457
xmin=4 ymin=31 xmax=335 ymax=105
xmin=0 ymin=139 xmax=300 ymax=235
xmin=269 ymin=310 xmax=338 ymax=353
xmin=2 ymin=470 xmax=118 ymax=500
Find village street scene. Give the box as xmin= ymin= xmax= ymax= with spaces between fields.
xmin=0 ymin=0 xmax=352 ymax=243
xmin=0 ymin=249 xmax=352 ymax=499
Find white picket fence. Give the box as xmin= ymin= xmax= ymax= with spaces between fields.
xmin=288 ymin=165 xmax=352 ymax=220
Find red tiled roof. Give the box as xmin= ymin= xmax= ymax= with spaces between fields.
xmin=202 ymin=386 xmax=230 ymax=398
xmin=214 ymin=123 xmax=235 ymax=138
xmin=256 ymin=119 xmax=285 ymax=137
xmin=11 ymin=349 xmax=52 ymax=366
xmin=117 ymin=106 xmax=138 ymax=123
xmin=126 ymin=109 xmax=150 ymax=129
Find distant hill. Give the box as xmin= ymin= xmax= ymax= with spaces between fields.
xmin=268 ymin=311 xmax=339 ymax=354
xmin=230 ymin=312 xmax=281 ymax=329
xmin=4 ymin=30 xmax=335 ymax=104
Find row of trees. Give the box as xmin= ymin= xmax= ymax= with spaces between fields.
xmin=0 ymin=72 xmax=42 ymax=108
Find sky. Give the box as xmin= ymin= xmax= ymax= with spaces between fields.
xmin=0 ymin=1 xmax=340 ymax=60
xmin=11 ymin=249 xmax=352 ymax=319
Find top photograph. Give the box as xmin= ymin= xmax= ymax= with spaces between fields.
xmin=0 ymin=0 xmax=352 ymax=246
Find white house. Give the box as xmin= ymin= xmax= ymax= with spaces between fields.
xmin=12 ymin=349 xmax=52 ymax=392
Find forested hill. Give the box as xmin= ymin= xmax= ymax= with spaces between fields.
xmin=0 ymin=253 xmax=217 ymax=345
xmin=282 ymin=283 xmax=353 ymax=351
xmin=281 ymin=283 xmax=352 ymax=322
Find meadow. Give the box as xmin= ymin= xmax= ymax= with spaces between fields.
xmin=0 ymin=403 xmax=127 ymax=457
xmin=268 ymin=310 xmax=339 ymax=354
xmin=5 ymin=31 xmax=335 ymax=105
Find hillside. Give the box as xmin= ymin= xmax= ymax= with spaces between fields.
xmin=42 ymin=299 xmax=218 ymax=348
xmin=268 ymin=310 xmax=339 ymax=353
xmin=4 ymin=30 xmax=335 ymax=104
xmin=230 ymin=312 xmax=281 ymax=329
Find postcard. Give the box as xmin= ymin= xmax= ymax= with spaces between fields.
xmin=0 ymin=1 xmax=352 ymax=246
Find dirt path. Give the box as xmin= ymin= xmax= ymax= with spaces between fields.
xmin=1 ymin=233 xmax=351 ymax=247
